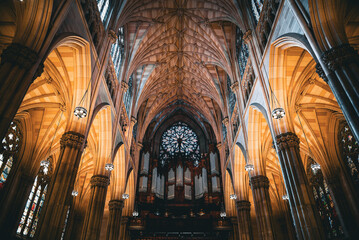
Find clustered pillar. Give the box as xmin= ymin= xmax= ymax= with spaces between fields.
xmin=275 ymin=132 xmax=324 ymax=240
xmin=106 ymin=199 xmax=124 ymax=240
xmin=250 ymin=175 xmax=275 ymax=239
xmin=37 ymin=131 xmax=85 ymax=240
xmin=81 ymin=175 xmax=110 ymax=240
xmin=236 ymin=200 xmax=253 ymax=240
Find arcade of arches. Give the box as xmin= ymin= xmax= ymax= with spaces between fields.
xmin=0 ymin=0 xmax=359 ymax=239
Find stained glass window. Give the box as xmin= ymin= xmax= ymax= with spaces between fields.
xmin=251 ymin=0 xmax=264 ymax=23
xmin=96 ymin=0 xmax=110 ymax=22
xmin=307 ymin=159 xmax=344 ymax=239
xmin=227 ymin=75 xmax=236 ymax=117
xmin=0 ymin=121 xmax=22 ymax=188
xmin=17 ymin=158 xmax=52 ymax=238
xmin=159 ymin=122 xmax=200 ymax=165
xmin=236 ymin=27 xmax=249 ymax=81
xmin=110 ymin=27 xmax=124 ymax=78
xmin=339 ymin=124 xmax=359 ymax=188
xmin=123 ymin=75 xmax=133 ymax=116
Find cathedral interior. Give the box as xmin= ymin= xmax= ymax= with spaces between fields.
xmin=0 ymin=0 xmax=359 ymax=239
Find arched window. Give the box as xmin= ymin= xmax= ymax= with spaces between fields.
xmin=251 ymin=0 xmax=264 ymax=23
xmin=96 ymin=0 xmax=110 ymax=22
xmin=0 ymin=121 xmax=22 ymax=188
xmin=236 ymin=27 xmax=249 ymax=81
xmin=159 ymin=122 xmax=200 ymax=166
xmin=123 ymin=75 xmax=133 ymax=116
xmin=17 ymin=157 xmax=53 ymax=238
xmin=338 ymin=123 xmax=359 ymax=188
xmin=110 ymin=27 xmax=125 ymax=78
xmin=307 ymin=159 xmax=344 ymax=239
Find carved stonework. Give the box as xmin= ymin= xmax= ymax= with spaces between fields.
xmin=131 ymin=117 xmax=137 ymax=125
xmin=322 ymin=44 xmax=359 ymax=72
xmin=315 ymin=64 xmax=328 ymax=83
xmin=243 ymin=29 xmax=252 ymax=43
xmin=90 ymin=175 xmax=110 ymax=188
xmin=236 ymin=200 xmax=251 ymax=211
xmin=222 ymin=117 xmax=229 ymax=127
xmin=121 ymin=81 xmax=129 ymax=92
xmin=230 ymin=82 xmax=239 ymax=93
xmin=60 ymin=131 xmax=85 ymax=150
xmin=275 ymin=132 xmax=300 ymax=151
xmin=108 ymin=29 xmax=118 ymax=43
xmin=250 ymin=175 xmax=270 ymax=190
xmin=108 ymin=199 xmax=124 ymax=210
xmin=1 ymin=43 xmax=38 ymax=70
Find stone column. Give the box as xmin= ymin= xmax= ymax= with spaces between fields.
xmin=37 ymin=131 xmax=85 ymax=240
xmin=106 ymin=199 xmax=124 ymax=240
xmin=119 ymin=216 xmax=130 ymax=239
xmin=81 ymin=175 xmax=110 ymax=240
xmin=236 ymin=200 xmax=253 ymax=240
xmin=250 ymin=175 xmax=276 ymax=240
xmin=0 ymin=43 xmax=44 ymax=141
xmin=0 ymin=171 xmax=34 ymax=238
xmin=230 ymin=217 xmax=239 ymax=240
xmin=325 ymin=172 xmax=359 ymax=239
xmin=317 ymin=45 xmax=359 ymax=141
xmin=275 ymin=132 xmax=324 ymax=240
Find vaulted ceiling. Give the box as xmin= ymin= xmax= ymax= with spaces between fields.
xmin=119 ymin=0 xmax=246 ymax=140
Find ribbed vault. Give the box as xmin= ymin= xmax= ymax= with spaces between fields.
xmin=119 ymin=0 xmax=245 ymax=139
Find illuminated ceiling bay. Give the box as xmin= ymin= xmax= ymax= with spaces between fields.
xmin=121 ymin=0 xmax=244 ymax=138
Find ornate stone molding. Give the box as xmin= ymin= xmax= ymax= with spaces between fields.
xmin=108 ymin=29 xmax=117 ymax=43
xmin=250 ymin=175 xmax=270 ymax=190
xmin=243 ymin=29 xmax=253 ymax=43
xmin=322 ymin=44 xmax=359 ymax=71
xmin=315 ymin=64 xmax=328 ymax=83
xmin=108 ymin=199 xmax=124 ymax=211
xmin=90 ymin=175 xmax=110 ymax=188
xmin=1 ymin=43 xmax=38 ymax=70
xmin=121 ymin=81 xmax=129 ymax=92
xmin=275 ymin=132 xmax=300 ymax=151
xmin=230 ymin=82 xmax=239 ymax=93
xmin=236 ymin=200 xmax=251 ymax=211
xmin=222 ymin=117 xmax=229 ymax=127
xmin=60 ymin=131 xmax=85 ymax=150
xmin=131 ymin=117 xmax=137 ymax=125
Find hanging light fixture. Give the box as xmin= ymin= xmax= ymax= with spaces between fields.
xmin=230 ymin=194 xmax=237 ymax=200
xmin=72 ymin=190 xmax=79 ymax=197
xmin=74 ymin=106 xmax=88 ymax=119
xmin=132 ymin=203 xmax=139 ymax=217
xmin=244 ymin=163 xmax=254 ymax=172
xmin=271 ymin=107 xmax=286 ymax=119
xmin=122 ymin=193 xmax=129 ymax=199
xmin=282 ymin=194 xmax=289 ymax=201
xmin=267 ymin=76 xmax=285 ymax=119
xmin=220 ymin=202 xmax=226 ymax=218
xmin=311 ymin=162 xmax=321 ymax=174
xmin=105 ymin=163 xmax=114 ymax=171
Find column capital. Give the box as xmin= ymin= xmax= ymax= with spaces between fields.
xmin=216 ymin=143 xmax=222 ymax=150
xmin=60 ymin=131 xmax=85 ymax=150
xmin=222 ymin=117 xmax=229 ymax=127
xmin=131 ymin=116 xmax=137 ymax=124
xmin=90 ymin=175 xmax=110 ymax=188
xmin=236 ymin=200 xmax=251 ymax=211
xmin=250 ymin=175 xmax=269 ymax=189
xmin=121 ymin=81 xmax=129 ymax=92
xmin=243 ymin=29 xmax=253 ymax=43
xmin=108 ymin=199 xmax=124 ymax=210
xmin=275 ymin=132 xmax=300 ymax=151
xmin=315 ymin=64 xmax=328 ymax=83
xmin=1 ymin=43 xmax=38 ymax=70
xmin=136 ymin=142 xmax=143 ymax=150
xmin=322 ymin=44 xmax=359 ymax=71
xmin=230 ymin=82 xmax=239 ymax=92
xmin=108 ymin=29 xmax=117 ymax=43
